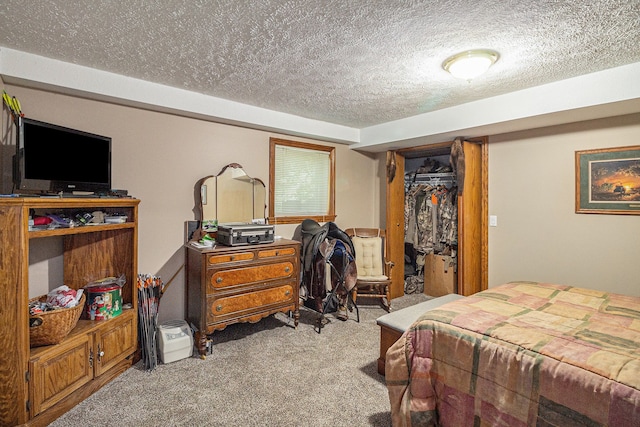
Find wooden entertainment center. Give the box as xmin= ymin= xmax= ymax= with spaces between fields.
xmin=0 ymin=197 xmax=139 ymax=427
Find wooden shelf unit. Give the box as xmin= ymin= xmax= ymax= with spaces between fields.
xmin=0 ymin=197 xmax=139 ymax=427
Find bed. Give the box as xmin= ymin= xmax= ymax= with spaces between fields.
xmin=386 ymin=281 xmax=640 ymax=426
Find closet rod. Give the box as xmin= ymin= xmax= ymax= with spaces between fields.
xmin=405 ymin=172 xmax=456 ymax=187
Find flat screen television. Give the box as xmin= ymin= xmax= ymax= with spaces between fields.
xmin=13 ymin=118 xmax=112 ymax=194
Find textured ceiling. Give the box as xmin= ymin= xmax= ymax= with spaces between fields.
xmin=0 ymin=0 xmax=639 ymax=128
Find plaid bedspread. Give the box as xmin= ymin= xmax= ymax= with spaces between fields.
xmin=386 ymin=282 xmax=640 ymax=426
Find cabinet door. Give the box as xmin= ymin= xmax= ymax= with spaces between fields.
xmin=29 ymin=334 xmax=93 ymax=417
xmin=457 ymin=139 xmax=486 ymax=295
xmin=385 ymin=151 xmax=406 ymax=299
xmin=94 ymin=311 xmax=137 ymax=377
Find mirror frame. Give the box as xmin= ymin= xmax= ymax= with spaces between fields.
xmin=197 ymin=163 xmax=266 ymax=229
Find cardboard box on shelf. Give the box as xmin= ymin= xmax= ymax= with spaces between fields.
xmin=424 ymin=253 xmax=457 ymax=297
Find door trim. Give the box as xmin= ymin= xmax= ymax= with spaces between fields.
xmin=385 ymin=137 xmax=488 ymax=299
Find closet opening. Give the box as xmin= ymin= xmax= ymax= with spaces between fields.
xmin=403 ymin=145 xmax=458 ymax=298
xmin=386 ymin=137 xmax=486 ymax=301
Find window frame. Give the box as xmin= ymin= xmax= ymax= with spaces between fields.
xmin=268 ymin=137 xmax=336 ymax=225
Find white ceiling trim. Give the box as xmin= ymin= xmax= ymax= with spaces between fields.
xmin=0 ymin=48 xmax=360 ymax=144
xmin=355 ymin=62 xmax=640 ymax=152
xmin=2 ymin=47 xmax=639 ymax=152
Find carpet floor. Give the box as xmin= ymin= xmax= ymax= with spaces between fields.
xmin=49 ymin=293 xmax=429 ymax=427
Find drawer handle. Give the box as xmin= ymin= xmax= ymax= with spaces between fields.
xmin=216 ymin=305 xmax=223 ymax=312
xmin=275 ymin=251 xmax=280 ymax=256
xmin=216 ymin=277 xmax=223 ymax=284
xmin=284 ymin=266 xmax=290 ymax=273
xmin=230 ymin=255 xmax=235 ymax=261
xmin=285 ymin=290 xmax=290 ymax=296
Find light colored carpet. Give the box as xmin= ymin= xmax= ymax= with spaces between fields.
xmin=49 ymin=293 xmax=429 ymax=427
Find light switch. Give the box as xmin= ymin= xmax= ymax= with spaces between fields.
xmin=489 ymin=215 xmax=498 ymax=227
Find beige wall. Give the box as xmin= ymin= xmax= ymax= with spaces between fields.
xmin=5 ymin=84 xmax=381 ymax=322
xmin=6 ymin=82 xmax=638 ymax=325
xmin=488 ymin=113 xmax=640 ymax=297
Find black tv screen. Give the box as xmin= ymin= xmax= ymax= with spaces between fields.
xmin=14 ymin=118 xmax=112 ymax=194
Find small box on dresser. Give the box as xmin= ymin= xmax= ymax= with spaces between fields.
xmin=216 ymin=223 xmax=275 ymax=246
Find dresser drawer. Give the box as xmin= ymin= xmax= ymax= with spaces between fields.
xmin=258 ymin=246 xmax=297 ymax=258
xmin=208 ymin=251 xmax=255 ymax=265
xmin=207 ymin=283 xmax=295 ymax=322
xmin=208 ymin=261 xmax=295 ymax=290
xmin=208 ymin=245 xmax=297 ymax=265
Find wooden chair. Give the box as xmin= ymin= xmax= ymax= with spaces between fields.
xmin=344 ymin=228 xmax=394 ymax=312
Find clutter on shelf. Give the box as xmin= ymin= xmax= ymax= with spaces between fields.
xmin=84 ymin=275 xmax=126 ymax=321
xmin=29 ymin=286 xmax=86 ymax=347
xmin=29 ymin=285 xmax=84 ymax=315
xmin=28 ymin=210 xmax=128 ymax=230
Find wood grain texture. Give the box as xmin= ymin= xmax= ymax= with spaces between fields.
xmin=24 ymin=357 xmax=133 ymax=427
xmin=0 ymin=205 xmax=28 ymax=426
xmin=187 ymin=239 xmax=301 ymax=357
xmin=209 ymin=261 xmax=295 ymax=290
xmin=94 ymin=312 xmax=137 ymax=377
xmin=0 ymin=198 xmax=139 ymax=427
xmin=64 ymin=229 xmax=135 ymax=301
xmin=207 ymin=284 xmax=295 ymax=319
xmin=378 ymin=325 xmax=403 ymax=376
xmin=29 ymin=334 xmax=93 ymax=416
xmin=458 ymin=139 xmax=484 ymax=296
xmin=386 ymin=151 xmax=405 ymax=300
xmin=208 ymin=251 xmax=255 ymax=264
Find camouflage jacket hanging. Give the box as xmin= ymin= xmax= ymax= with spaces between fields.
xmin=404 ymin=184 xmax=457 ymax=254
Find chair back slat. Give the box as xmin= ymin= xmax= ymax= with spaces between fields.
xmin=343 ymin=227 xmax=392 ymax=312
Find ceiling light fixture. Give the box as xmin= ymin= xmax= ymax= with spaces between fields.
xmin=442 ymin=49 xmax=499 ymax=81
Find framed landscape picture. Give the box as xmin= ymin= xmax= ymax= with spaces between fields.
xmin=575 ymin=145 xmax=640 ymax=215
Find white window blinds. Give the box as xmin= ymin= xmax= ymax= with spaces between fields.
xmin=274 ymin=145 xmax=330 ymax=216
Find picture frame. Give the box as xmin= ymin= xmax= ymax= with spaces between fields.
xmin=575 ymin=145 xmax=640 ymax=215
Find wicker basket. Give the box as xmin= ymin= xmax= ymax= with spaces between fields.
xmin=29 ymin=293 xmax=86 ymax=347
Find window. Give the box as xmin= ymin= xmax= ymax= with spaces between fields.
xmin=269 ymin=137 xmax=335 ymax=224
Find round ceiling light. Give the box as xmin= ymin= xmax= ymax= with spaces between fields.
xmin=442 ymin=49 xmax=499 ymax=81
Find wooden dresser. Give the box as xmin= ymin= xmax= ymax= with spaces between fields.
xmin=186 ymin=238 xmax=300 ymax=357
